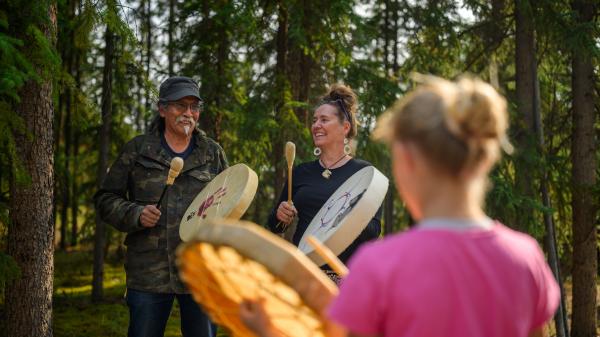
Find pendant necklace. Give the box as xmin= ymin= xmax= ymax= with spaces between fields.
xmin=320 ymin=154 xmax=348 ymax=179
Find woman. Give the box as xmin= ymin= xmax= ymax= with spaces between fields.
xmin=243 ymin=76 xmax=559 ymax=337
xmin=267 ymin=83 xmax=382 ymax=283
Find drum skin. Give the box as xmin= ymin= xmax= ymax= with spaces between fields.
xmin=298 ymin=166 xmax=388 ymax=266
xmin=179 ymin=164 xmax=258 ymax=242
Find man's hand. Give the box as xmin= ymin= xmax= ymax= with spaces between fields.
xmin=139 ymin=205 xmax=161 ymax=227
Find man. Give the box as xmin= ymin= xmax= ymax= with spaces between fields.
xmin=95 ymin=76 xmax=227 ymax=337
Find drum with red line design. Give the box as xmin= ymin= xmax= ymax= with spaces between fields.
xmin=179 ymin=163 xmax=258 ymax=242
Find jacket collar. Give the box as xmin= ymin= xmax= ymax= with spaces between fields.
xmin=140 ymin=129 xmax=210 ymax=172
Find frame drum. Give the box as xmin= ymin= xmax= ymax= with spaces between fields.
xmin=297 ymin=166 xmax=388 ymax=266
xmin=177 ymin=219 xmax=337 ymax=337
xmin=180 ymin=163 xmax=258 ymax=242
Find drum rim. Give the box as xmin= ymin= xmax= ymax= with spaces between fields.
xmin=298 ymin=166 xmax=389 ymax=266
xmin=179 ymin=163 xmax=258 ymax=242
xmin=177 ymin=219 xmax=339 ymax=336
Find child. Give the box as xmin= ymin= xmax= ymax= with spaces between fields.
xmin=240 ymin=76 xmax=559 ymax=337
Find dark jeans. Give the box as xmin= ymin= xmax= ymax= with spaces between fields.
xmin=126 ymin=288 xmax=216 ymax=337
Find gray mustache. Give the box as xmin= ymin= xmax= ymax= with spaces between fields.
xmin=176 ymin=116 xmax=195 ymax=124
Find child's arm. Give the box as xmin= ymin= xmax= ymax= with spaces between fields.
xmin=239 ymin=299 xmax=284 ymax=337
xmin=240 ymin=298 xmax=366 ymax=337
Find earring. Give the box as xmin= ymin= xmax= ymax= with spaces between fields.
xmin=313 ymin=147 xmax=322 ymax=156
xmin=344 ymin=138 xmax=351 ymax=155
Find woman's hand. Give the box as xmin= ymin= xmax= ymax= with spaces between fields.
xmin=276 ymin=201 xmax=297 ymax=225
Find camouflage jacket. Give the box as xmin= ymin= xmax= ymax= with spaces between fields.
xmin=94 ymin=129 xmax=228 ymax=293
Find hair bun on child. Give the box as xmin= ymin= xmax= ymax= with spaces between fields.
xmin=445 ymin=78 xmax=508 ymax=146
xmin=374 ymin=74 xmax=512 ymax=176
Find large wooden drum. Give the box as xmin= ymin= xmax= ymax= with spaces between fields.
xmin=179 ymin=164 xmax=258 ymax=242
xmin=297 ymin=166 xmax=388 ymax=266
xmin=177 ymin=219 xmax=338 ymax=337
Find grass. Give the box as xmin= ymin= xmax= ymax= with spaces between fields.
xmin=3 ymin=247 xmax=598 ymax=336
xmin=53 ymin=249 xmax=184 ymax=337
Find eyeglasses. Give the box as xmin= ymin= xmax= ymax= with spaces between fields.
xmin=168 ymin=102 xmax=203 ymax=113
xmin=317 ymin=99 xmax=352 ymax=122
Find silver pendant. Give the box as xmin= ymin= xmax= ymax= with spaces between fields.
xmin=322 ymin=169 xmax=332 ymax=179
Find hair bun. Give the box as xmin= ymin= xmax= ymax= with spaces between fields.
xmin=325 ymin=83 xmax=358 ymax=115
xmin=319 ymin=83 xmax=359 ymax=138
xmin=373 ymin=75 xmax=510 ymax=176
xmin=445 ymin=78 xmax=507 ymax=144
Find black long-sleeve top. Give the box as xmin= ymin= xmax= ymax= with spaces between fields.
xmin=267 ymin=158 xmax=382 ymax=265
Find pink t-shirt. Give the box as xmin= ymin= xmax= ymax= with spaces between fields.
xmin=328 ymin=221 xmax=560 ymax=337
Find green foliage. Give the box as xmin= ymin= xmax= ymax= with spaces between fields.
xmin=0 ymin=0 xmax=596 ymax=335
xmin=0 ymin=103 xmax=30 ymax=185
xmin=52 ymin=250 xmax=152 ymax=336
xmin=0 ymin=12 xmax=34 ymax=187
xmin=0 ymin=251 xmax=20 ymax=287
xmin=52 ymin=249 xmax=232 ymax=336
xmin=0 ymin=0 xmax=60 ymax=185
xmin=0 ymin=0 xmax=590 ymax=246
xmin=1 ymin=0 xmax=596 ymax=330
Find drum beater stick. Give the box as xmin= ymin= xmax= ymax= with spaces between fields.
xmin=157 ymin=157 xmax=184 ymax=210
xmin=307 ymin=235 xmax=349 ymax=278
xmin=276 ymin=142 xmax=296 ymax=231
xmin=285 ymin=141 xmax=295 ymax=203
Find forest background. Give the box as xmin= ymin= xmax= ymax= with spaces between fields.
xmin=0 ymin=0 xmax=598 ymax=336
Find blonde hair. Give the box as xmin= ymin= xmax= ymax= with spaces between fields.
xmin=374 ymin=76 xmax=510 ymax=176
xmin=318 ymin=83 xmax=359 ymax=138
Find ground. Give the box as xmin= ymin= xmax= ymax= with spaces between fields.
xmin=1 ymin=248 xmax=598 ymax=336
xmin=53 ymin=249 xmax=186 ymax=337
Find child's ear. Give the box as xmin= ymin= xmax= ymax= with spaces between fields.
xmin=395 ymin=142 xmax=415 ymax=173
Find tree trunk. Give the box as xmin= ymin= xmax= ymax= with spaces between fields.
xmin=213 ymin=18 xmax=227 ymax=142
xmin=197 ymin=2 xmax=226 ymax=142
xmin=6 ymin=3 xmax=57 ymax=337
xmin=392 ymin=0 xmax=399 ymax=73
xmin=272 ymin=0 xmax=289 ymax=200
xmin=145 ymin=0 xmax=152 ymax=115
xmin=55 ymin=89 xmax=64 ymax=249
xmin=167 ymin=0 xmax=175 ymax=76
xmin=53 ymin=76 xmax=63 ymax=247
xmin=383 ymin=0 xmax=390 ymax=73
xmin=71 ymin=47 xmax=82 ymax=247
xmin=489 ymin=0 xmax=506 ymax=47
xmin=92 ymin=21 xmax=115 ymax=302
xmin=513 ymin=0 xmax=536 ymax=233
xmin=70 ymin=129 xmax=79 ymax=246
xmin=296 ymin=0 xmax=313 ymax=128
xmin=488 ymin=0 xmax=505 ymax=89
xmin=570 ymin=1 xmax=598 ymax=336
xmin=57 ymin=0 xmax=77 ymax=250
xmin=60 ymin=59 xmax=72 ymax=250
xmin=532 ymin=57 xmax=568 ymax=337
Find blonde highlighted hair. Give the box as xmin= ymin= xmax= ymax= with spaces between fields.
xmin=374 ymin=75 xmax=511 ymax=176
xmin=318 ymin=83 xmax=359 ymax=138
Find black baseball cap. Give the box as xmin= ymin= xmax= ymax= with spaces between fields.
xmin=158 ymin=76 xmax=202 ymax=102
